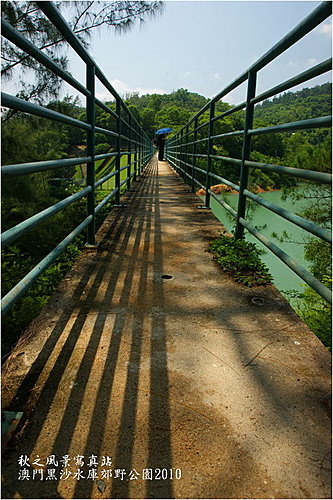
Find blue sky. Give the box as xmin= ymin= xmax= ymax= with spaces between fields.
xmin=4 ymin=1 xmax=331 ymax=106
xmin=70 ymin=0 xmax=331 ymax=106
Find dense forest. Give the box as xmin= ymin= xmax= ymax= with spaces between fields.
xmin=2 ymin=83 xmax=332 ymax=353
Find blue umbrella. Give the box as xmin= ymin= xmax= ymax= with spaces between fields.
xmin=156 ymin=127 xmax=172 ymax=135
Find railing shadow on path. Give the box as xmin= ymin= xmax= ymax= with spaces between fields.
xmin=1 ymin=157 xmax=331 ymax=499
xmin=2 ymin=158 xmax=173 ymax=499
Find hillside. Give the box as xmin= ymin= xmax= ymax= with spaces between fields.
xmin=123 ymin=83 xmax=332 ymax=137
xmin=2 ymin=83 xmax=331 ymax=354
xmin=122 ymin=84 xmax=331 ymax=190
xmin=254 ymin=83 xmax=332 ymax=124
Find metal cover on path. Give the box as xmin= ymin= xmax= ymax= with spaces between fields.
xmin=1 ymin=158 xmax=331 ymax=499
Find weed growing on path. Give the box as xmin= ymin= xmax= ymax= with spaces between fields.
xmin=209 ymin=234 xmax=273 ymax=287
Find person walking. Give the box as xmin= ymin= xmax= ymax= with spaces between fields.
xmin=155 ymin=133 xmax=166 ymax=161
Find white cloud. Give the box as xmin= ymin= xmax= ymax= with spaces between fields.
xmin=306 ymin=58 xmax=318 ymax=67
xmin=287 ymin=60 xmax=298 ymax=68
xmin=96 ymin=91 xmax=114 ymax=102
xmin=180 ymin=70 xmax=197 ymax=78
xmin=96 ymin=79 xmax=166 ymax=99
xmin=210 ymin=72 xmax=223 ymax=81
xmin=317 ymin=21 xmax=332 ymax=37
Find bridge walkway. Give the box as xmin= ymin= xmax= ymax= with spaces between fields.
xmin=2 ymin=156 xmax=331 ymax=499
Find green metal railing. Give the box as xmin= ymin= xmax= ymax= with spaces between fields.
xmin=166 ymin=1 xmax=332 ymax=304
xmin=1 ymin=1 xmax=153 ymax=314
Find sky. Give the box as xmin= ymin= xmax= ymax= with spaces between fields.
xmin=76 ymin=0 xmax=332 ymax=105
xmin=4 ymin=1 xmax=332 ymax=106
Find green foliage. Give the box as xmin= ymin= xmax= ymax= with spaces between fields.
xmin=284 ymin=279 xmax=332 ymax=351
xmin=1 ymin=242 xmax=82 ymax=356
xmin=251 ymin=119 xmax=284 ymax=157
xmin=141 ymin=107 xmax=156 ymax=136
xmin=248 ymin=151 xmax=297 ymax=190
xmin=2 ymin=83 xmax=331 ymax=356
xmin=95 ymin=143 xmax=111 ymax=155
xmin=2 ymin=1 xmax=164 ymax=104
xmin=254 ymin=83 xmax=332 ymax=124
xmin=209 ymin=235 xmax=273 ymax=287
xmin=280 ymin=180 xmax=331 ymax=350
xmin=284 ymin=133 xmax=332 ymax=173
xmin=124 ymin=88 xmax=211 ymax=135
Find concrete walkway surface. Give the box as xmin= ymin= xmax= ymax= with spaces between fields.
xmin=1 ymin=156 xmax=331 ymax=499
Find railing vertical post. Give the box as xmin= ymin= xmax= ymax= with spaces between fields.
xmin=137 ymin=131 xmax=141 ymax=175
xmin=172 ymin=136 xmax=176 ymax=166
xmin=192 ymin=117 xmax=198 ymax=192
xmin=127 ymin=113 xmax=132 ymax=190
xmin=115 ymin=99 xmax=121 ymax=205
xmin=184 ymin=124 xmax=189 ymax=183
xmin=139 ymin=131 xmax=142 ymax=174
xmin=86 ymin=63 xmax=96 ymax=244
xmin=141 ymin=131 xmax=144 ymax=172
xmin=134 ymin=124 xmax=138 ymax=182
xmin=205 ymin=102 xmax=215 ymax=207
xmin=175 ymin=134 xmax=179 ymax=172
xmin=180 ymin=129 xmax=184 ymax=180
xmin=235 ymin=70 xmax=257 ymax=239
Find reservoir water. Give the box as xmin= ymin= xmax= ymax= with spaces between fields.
xmin=206 ymin=186 xmax=314 ymax=302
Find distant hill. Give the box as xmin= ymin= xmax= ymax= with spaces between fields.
xmin=254 ymin=83 xmax=332 ymax=125
xmin=123 ymin=83 xmax=332 ymax=136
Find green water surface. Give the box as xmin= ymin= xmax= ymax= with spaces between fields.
xmin=207 ymin=187 xmax=314 ymax=298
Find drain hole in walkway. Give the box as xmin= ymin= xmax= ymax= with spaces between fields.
xmin=251 ymin=296 xmax=265 ymax=306
xmin=161 ymin=274 xmax=174 ymax=280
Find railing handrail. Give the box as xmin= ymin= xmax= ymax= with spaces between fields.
xmin=176 ymin=1 xmax=332 ymax=130
xmin=166 ymin=1 xmax=332 ymax=304
xmin=36 ymin=1 xmax=146 ymax=136
xmin=1 ymin=1 xmax=154 ymax=314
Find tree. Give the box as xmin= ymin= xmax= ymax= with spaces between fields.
xmin=141 ymin=107 xmax=156 ymax=137
xmin=1 ymin=1 xmax=164 ymax=104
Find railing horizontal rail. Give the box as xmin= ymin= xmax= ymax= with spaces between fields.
xmin=248 ymin=116 xmax=332 ymax=136
xmin=212 ymin=103 xmax=247 ymax=122
xmin=243 ymin=189 xmax=331 ymax=243
xmin=1 ymin=156 xmax=91 ymax=177
xmin=166 ymin=0 xmax=332 ymax=305
xmin=211 ymin=130 xmax=244 ymax=140
xmin=95 ymin=152 xmax=119 ymax=161
xmin=188 ymin=154 xmax=332 ymax=184
xmin=36 ymin=1 xmax=147 ymax=136
xmin=95 ymin=170 xmax=117 ymax=188
xmin=119 ymin=164 xmax=131 ymax=173
xmin=239 ymin=217 xmax=331 ymax=304
xmin=2 ymin=187 xmax=92 ymax=247
xmin=208 ymin=172 xmax=240 ymax=192
xmin=248 ymin=1 xmax=331 ymax=74
xmin=1 ymin=18 xmax=91 ymax=98
xmin=208 ymin=189 xmax=238 ymax=218
xmin=36 ymin=1 xmax=95 ymax=66
xmin=189 ymin=74 xmax=249 ymax=125
xmin=1 ymin=215 xmax=93 ymax=314
xmin=1 ymin=92 xmax=91 ymax=129
xmin=95 ymin=126 xmax=118 ymax=137
xmin=95 ymin=188 xmax=118 ymax=213
xmin=95 ymin=99 xmax=118 ymax=118
xmin=251 ymin=58 xmax=332 ymax=106
xmin=182 ymin=2 xmax=330 ymax=128
xmin=1 ymin=1 xmax=153 ymax=314
xmin=175 ymin=1 xmax=332 ymax=137
xmin=245 ymin=160 xmax=332 ymax=184
xmin=210 ymin=154 xmax=242 ymax=165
